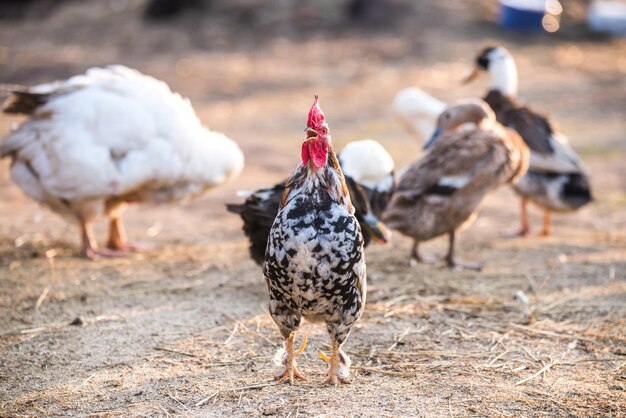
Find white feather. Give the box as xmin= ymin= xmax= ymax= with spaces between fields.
xmin=373 ymin=174 xmax=395 ymax=193
xmin=249 ymin=189 xmax=275 ymax=201
xmin=486 ymin=47 xmax=518 ymax=96
xmin=1 ymin=65 xmax=244 ymax=219
xmin=337 ymin=349 xmax=351 ymax=380
xmin=438 ymin=175 xmax=470 ymax=189
xmin=273 ymin=347 xmax=288 ymax=377
xmin=338 ymin=139 xmax=395 ymax=190
xmin=392 ymin=87 xmax=447 ymax=142
xmin=235 ymin=190 xmax=254 ymax=198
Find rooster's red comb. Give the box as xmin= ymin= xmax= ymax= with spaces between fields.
xmin=307 ymin=95 xmax=325 ymax=129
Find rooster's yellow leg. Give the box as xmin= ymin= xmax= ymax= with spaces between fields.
xmin=275 ymin=333 xmax=308 ymax=384
xmin=325 ymin=342 xmax=345 ymax=385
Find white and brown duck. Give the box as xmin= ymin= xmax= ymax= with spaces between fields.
xmin=464 ymin=46 xmax=593 ymax=236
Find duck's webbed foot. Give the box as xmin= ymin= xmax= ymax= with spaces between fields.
xmin=107 ymin=240 xmax=159 ymax=252
xmin=83 ymin=246 xmax=126 ymax=260
xmin=503 ymin=225 xmax=531 ymax=238
xmin=106 ymin=217 xmax=160 ymax=253
xmin=446 ymin=257 xmax=484 ymax=271
xmin=79 ymin=217 xmax=125 ymax=260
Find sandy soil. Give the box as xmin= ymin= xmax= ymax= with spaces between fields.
xmin=0 ymin=1 xmax=625 ymax=416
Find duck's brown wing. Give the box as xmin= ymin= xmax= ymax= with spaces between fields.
xmin=393 ymin=130 xmax=505 ymax=205
xmin=485 ymin=90 xmax=582 ymax=175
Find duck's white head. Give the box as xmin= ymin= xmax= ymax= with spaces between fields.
xmin=464 ymin=46 xmax=518 ymax=97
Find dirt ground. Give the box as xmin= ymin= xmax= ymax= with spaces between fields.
xmin=0 ymin=1 xmax=625 ymax=416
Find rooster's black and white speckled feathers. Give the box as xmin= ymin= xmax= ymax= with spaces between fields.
xmin=263 ymin=148 xmax=366 ymax=344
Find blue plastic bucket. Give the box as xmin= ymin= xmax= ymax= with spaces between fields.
xmin=499 ymin=0 xmax=546 ymax=31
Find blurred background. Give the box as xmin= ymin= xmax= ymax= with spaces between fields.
xmin=1 ymin=0 xmax=624 ymax=247
xmin=0 ymin=1 xmax=625 ymax=415
xmin=0 ymin=0 xmax=624 ymax=168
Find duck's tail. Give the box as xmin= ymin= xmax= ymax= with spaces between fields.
xmin=561 ymin=173 xmax=593 ymax=209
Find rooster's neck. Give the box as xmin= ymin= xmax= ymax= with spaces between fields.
xmin=281 ymin=146 xmax=353 ymax=212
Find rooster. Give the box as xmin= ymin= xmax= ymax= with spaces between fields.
xmin=263 ymin=97 xmax=366 ymax=385
xmin=227 ymin=139 xmax=393 ymax=265
xmin=1 ymin=66 xmax=244 ymax=258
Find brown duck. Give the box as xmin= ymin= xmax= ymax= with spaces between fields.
xmin=383 ymin=101 xmax=529 ymax=270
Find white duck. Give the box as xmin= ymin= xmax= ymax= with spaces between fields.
xmin=1 ymin=65 xmax=244 ymax=258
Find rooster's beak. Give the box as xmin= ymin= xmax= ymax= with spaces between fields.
xmin=363 ymin=213 xmax=391 ymax=244
xmin=305 ymin=126 xmax=318 ymax=140
xmin=462 ymin=66 xmax=482 ymax=84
